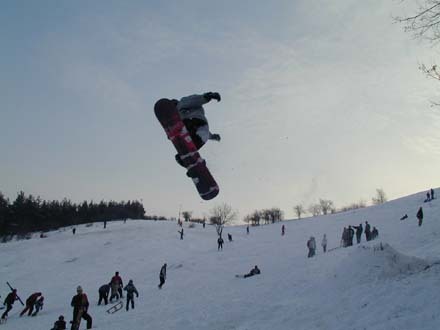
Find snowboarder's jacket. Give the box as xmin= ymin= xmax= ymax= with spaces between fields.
xmin=177 ymin=94 xmax=210 ymax=123
xmin=417 ymin=207 xmax=423 ymax=220
xmin=123 ymin=281 xmax=139 ymax=299
xmin=25 ymin=292 xmax=41 ymax=306
xmin=71 ymin=293 xmax=89 ymax=312
xmin=111 ymin=274 xmax=123 ymax=287
xmin=160 ymin=264 xmax=167 ymax=280
xmin=4 ymin=291 xmax=17 ymax=305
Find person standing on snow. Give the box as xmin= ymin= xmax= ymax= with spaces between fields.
xmin=123 ymin=280 xmax=139 ymax=311
xmin=70 ymin=286 xmax=92 ymax=330
xmin=217 ymin=236 xmax=224 ymax=250
xmin=173 ymin=92 xmax=221 ymax=166
xmin=158 ymin=263 xmax=167 ymax=289
xmin=321 ymin=234 xmax=327 ymax=253
xmin=20 ymin=292 xmax=42 ymax=317
xmin=307 ymin=236 xmax=316 ymax=258
xmin=109 ymin=271 xmax=123 ymax=302
xmin=353 ymin=223 xmax=363 ymax=244
xmin=417 ymin=207 xmax=424 ymax=227
xmin=365 ymin=221 xmax=371 ymax=241
xmin=1 ymin=289 xmax=18 ymax=320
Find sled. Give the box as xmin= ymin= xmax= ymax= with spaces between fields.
xmin=106 ymin=301 xmax=123 ymax=314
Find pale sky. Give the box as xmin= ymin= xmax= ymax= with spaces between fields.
xmin=1 ymin=0 xmax=439 ymax=220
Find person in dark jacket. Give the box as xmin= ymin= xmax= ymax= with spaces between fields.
xmin=20 ymin=292 xmax=42 ymax=316
xmin=227 ymin=233 xmax=233 ymax=242
xmin=158 ymin=263 xmax=167 ymax=289
xmin=123 ymin=280 xmax=139 ymax=311
xmin=417 ymin=207 xmax=424 ymax=227
xmin=244 ymin=266 xmax=261 ymax=278
xmin=217 ymin=236 xmax=224 ymax=250
xmin=431 ymin=188 xmax=435 ymax=199
xmin=347 ymin=226 xmax=355 ymax=246
xmin=51 ymin=315 xmax=66 ymax=330
xmin=178 ymin=228 xmax=184 ymax=240
xmin=31 ymin=295 xmax=44 ymax=316
xmin=353 ymin=224 xmax=363 ymax=244
xmin=371 ymin=227 xmax=379 ymax=240
xmin=365 ymin=221 xmax=371 ymax=241
xmin=70 ymin=286 xmax=92 ymax=330
xmin=98 ymin=284 xmax=110 ymax=305
xmin=1 ymin=289 xmax=18 ymax=319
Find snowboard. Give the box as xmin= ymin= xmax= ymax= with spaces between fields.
xmin=154 ymin=98 xmax=219 ymax=200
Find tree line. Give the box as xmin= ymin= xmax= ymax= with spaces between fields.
xmin=0 ymin=191 xmax=147 ymax=240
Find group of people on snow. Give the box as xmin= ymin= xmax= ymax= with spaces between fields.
xmin=340 ymin=221 xmax=379 ymax=248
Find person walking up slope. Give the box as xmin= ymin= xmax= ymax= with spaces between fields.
xmin=1 ymin=289 xmax=18 ymax=320
xmin=321 ymin=234 xmax=327 ymax=253
xmin=70 ymin=286 xmax=92 ymax=330
xmin=20 ymin=292 xmax=42 ymax=317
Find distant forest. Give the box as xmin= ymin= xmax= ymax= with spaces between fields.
xmin=0 ymin=191 xmax=164 ymax=240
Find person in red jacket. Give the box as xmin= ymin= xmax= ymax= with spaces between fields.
xmin=109 ymin=271 xmax=124 ymax=302
xmin=20 ymin=292 xmax=42 ymax=317
xmin=1 ymin=289 xmax=18 ymax=320
xmin=70 ymin=286 xmax=92 ymax=330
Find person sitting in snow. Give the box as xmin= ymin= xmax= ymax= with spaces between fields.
xmin=243 ymin=265 xmax=261 ymax=278
xmin=51 ymin=315 xmax=66 ymax=330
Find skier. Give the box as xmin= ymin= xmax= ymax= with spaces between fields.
xmin=1 ymin=289 xmax=18 ymax=320
xmin=110 ymin=271 xmax=123 ymax=302
xmin=353 ymin=223 xmax=363 ymax=244
xmin=217 ymin=236 xmax=224 ymax=250
xmin=98 ymin=283 xmax=110 ymax=305
xmin=307 ymin=236 xmax=316 ymax=258
xmin=51 ymin=315 xmax=66 ymax=330
xmin=31 ymin=295 xmax=44 ymax=316
xmin=158 ymin=263 xmax=167 ymax=289
xmin=243 ymin=265 xmax=261 ymax=278
xmin=20 ymin=292 xmax=42 ymax=317
xmin=365 ymin=221 xmax=371 ymax=241
xmin=173 ymin=92 xmax=221 ymax=166
xmin=123 ymin=280 xmax=139 ymax=311
xmin=321 ymin=234 xmax=327 ymax=253
xmin=417 ymin=207 xmax=424 ymax=227
xmin=70 ymin=286 xmax=92 ymax=330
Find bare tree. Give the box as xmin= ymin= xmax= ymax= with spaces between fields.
xmin=293 ymin=204 xmax=305 ymax=219
xmin=372 ymin=188 xmax=387 ymax=205
xmin=182 ymin=211 xmax=192 ymax=222
xmin=319 ymin=199 xmax=335 ymax=215
xmin=395 ymin=1 xmax=440 ymax=104
xmin=308 ymin=203 xmax=322 ymax=217
xmin=209 ymin=203 xmax=237 ymax=236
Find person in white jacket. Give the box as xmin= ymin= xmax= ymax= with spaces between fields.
xmin=321 ymin=234 xmax=327 ymax=253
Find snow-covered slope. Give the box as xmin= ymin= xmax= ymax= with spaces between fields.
xmin=1 ymin=190 xmax=440 ymax=330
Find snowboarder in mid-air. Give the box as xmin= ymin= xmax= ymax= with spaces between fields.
xmin=173 ymin=92 xmax=221 ymax=166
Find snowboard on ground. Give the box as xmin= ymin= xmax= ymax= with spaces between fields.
xmin=154 ymin=98 xmax=219 ymax=200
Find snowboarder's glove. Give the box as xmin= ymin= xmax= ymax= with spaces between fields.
xmin=204 ymin=92 xmax=221 ymax=102
xmin=210 ymin=133 xmax=221 ymax=141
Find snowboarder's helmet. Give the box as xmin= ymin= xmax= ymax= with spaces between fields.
xmin=76 ymin=286 xmax=83 ymax=293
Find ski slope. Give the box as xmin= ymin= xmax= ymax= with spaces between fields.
xmin=0 ymin=190 xmax=439 ymax=330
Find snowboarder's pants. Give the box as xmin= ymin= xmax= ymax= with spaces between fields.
xmin=1 ymin=304 xmax=12 ymax=319
xmin=307 ymin=248 xmax=315 ymax=258
xmin=98 ymin=292 xmax=108 ymax=305
xmin=20 ymin=303 xmax=34 ymax=316
xmin=158 ymin=276 xmax=165 ymax=289
xmin=32 ymin=303 xmax=42 ymax=316
xmin=183 ymin=118 xmax=207 ymax=150
xmin=356 ymin=235 xmax=361 ymax=244
xmin=126 ymin=297 xmax=134 ymax=310
xmin=418 ymin=217 xmax=423 ymax=226
xmin=218 ymin=244 xmax=223 ymax=250
xmin=323 ymin=245 xmax=327 ymax=253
